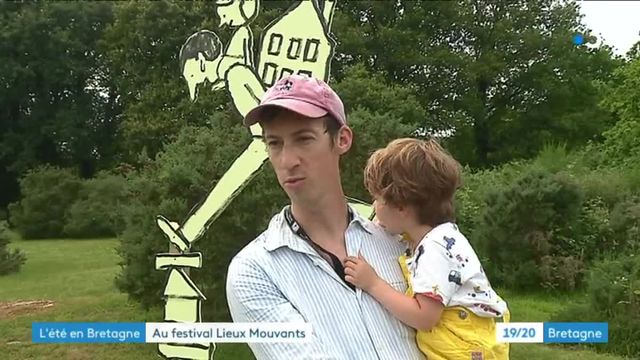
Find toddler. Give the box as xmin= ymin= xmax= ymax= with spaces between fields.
xmin=344 ymin=138 xmax=510 ymax=360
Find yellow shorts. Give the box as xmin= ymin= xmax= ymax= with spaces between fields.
xmin=399 ymin=256 xmax=510 ymax=360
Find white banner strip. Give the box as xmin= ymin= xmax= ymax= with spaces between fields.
xmin=496 ymin=322 xmax=544 ymax=343
xmin=145 ymin=322 xmax=313 ymax=343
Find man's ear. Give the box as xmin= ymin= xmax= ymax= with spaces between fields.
xmin=335 ymin=125 xmax=353 ymax=155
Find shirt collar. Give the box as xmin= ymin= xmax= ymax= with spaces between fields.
xmin=349 ymin=204 xmax=376 ymax=234
xmin=263 ymin=204 xmax=375 ymax=252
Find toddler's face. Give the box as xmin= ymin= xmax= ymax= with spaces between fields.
xmin=372 ymin=197 xmax=406 ymax=235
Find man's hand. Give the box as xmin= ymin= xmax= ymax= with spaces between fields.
xmin=344 ymin=254 xmax=381 ymax=292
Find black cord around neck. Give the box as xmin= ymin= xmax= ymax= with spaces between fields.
xmin=283 ymin=206 xmax=355 ymax=291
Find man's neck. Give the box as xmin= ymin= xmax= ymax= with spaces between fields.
xmin=290 ymin=194 xmax=349 ymax=244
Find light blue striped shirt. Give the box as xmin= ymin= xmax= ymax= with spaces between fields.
xmin=226 ymin=205 xmax=425 ymax=360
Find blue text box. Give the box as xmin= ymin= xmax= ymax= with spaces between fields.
xmin=543 ymin=322 xmax=608 ymax=343
xmin=32 ymin=322 xmax=146 ymax=343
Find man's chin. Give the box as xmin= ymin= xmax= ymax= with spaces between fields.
xmin=283 ymin=189 xmax=321 ymax=207
xmin=281 ymin=186 xmax=302 ymax=200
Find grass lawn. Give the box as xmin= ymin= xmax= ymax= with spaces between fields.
xmin=0 ymin=238 xmax=627 ymax=360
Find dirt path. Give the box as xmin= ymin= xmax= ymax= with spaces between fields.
xmin=0 ymin=299 xmax=55 ymax=319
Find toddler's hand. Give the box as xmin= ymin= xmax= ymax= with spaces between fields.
xmin=344 ymin=253 xmax=380 ymax=292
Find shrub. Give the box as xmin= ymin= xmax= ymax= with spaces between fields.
xmin=8 ymin=166 xmax=82 ymax=239
xmin=532 ymin=142 xmax=575 ymax=174
xmin=475 ymin=166 xmax=587 ymax=291
xmin=0 ymin=222 xmax=27 ymax=275
xmin=587 ymin=255 xmax=640 ymax=317
xmin=577 ymin=168 xmax=633 ymax=208
xmin=115 ymin=119 xmax=288 ymax=316
xmin=457 ymin=145 xmax=639 ymax=293
xmin=620 ymin=164 xmax=640 ymax=195
xmin=64 ymin=171 xmax=129 ymax=238
xmin=609 ymin=195 xmax=640 ymax=254
xmin=552 ymin=254 xmax=640 ymax=357
xmin=454 ymin=161 xmax=530 ymax=236
xmin=574 ymin=197 xmax=615 ymax=257
xmin=454 ymin=171 xmax=479 ymax=235
xmin=538 ymin=255 xmax=584 ymax=291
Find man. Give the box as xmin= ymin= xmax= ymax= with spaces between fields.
xmin=225 ymin=74 xmax=424 ymax=360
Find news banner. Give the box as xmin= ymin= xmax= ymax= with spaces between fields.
xmin=31 ymin=322 xmax=608 ymax=344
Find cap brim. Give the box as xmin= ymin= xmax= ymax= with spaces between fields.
xmin=243 ymin=99 xmax=328 ymax=127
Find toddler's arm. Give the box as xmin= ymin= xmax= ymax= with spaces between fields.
xmin=344 ymin=255 xmax=443 ymax=331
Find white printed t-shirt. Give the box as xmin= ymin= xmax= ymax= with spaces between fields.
xmin=403 ymin=222 xmax=508 ymax=318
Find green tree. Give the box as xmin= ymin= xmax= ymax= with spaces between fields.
xmin=333 ymin=0 xmax=620 ymax=167
xmin=8 ymin=166 xmax=83 ymax=239
xmin=626 ymin=40 xmax=640 ymax=60
xmin=0 ymin=2 xmax=117 ymax=209
xmin=64 ymin=171 xmax=129 ymax=238
xmin=599 ymin=58 xmax=640 ymax=167
xmin=0 ymin=221 xmax=26 ymax=276
xmin=100 ymin=1 xmax=232 ymax=162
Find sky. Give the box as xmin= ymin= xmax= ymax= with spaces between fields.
xmin=577 ymin=1 xmax=640 ymax=56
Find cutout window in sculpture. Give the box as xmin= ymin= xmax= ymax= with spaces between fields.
xmin=280 ymin=67 xmax=295 ymax=78
xmin=267 ymin=33 xmax=283 ymax=55
xmin=287 ymin=37 xmax=303 ymax=59
xmin=303 ymin=38 xmax=320 ymax=62
xmin=262 ymin=62 xmax=278 ymax=86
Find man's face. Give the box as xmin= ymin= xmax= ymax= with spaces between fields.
xmin=262 ymin=110 xmax=350 ymax=205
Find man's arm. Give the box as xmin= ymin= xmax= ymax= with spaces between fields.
xmin=226 ymin=254 xmax=340 ymax=360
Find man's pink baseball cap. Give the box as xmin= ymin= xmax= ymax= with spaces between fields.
xmin=243 ymin=74 xmax=347 ymax=127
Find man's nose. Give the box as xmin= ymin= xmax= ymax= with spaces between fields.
xmin=279 ymin=143 xmax=301 ymax=169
